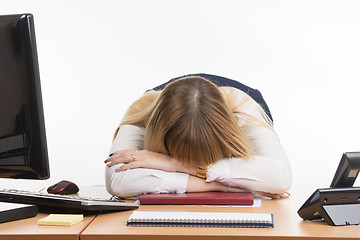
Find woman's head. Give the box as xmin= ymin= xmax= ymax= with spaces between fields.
xmin=144 ymin=76 xmax=254 ymax=168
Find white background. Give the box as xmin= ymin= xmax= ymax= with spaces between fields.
xmin=1 ymin=0 xmax=359 ymax=196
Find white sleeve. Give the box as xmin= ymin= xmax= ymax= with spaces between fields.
xmin=206 ymin=127 xmax=292 ymax=194
xmin=206 ymin=88 xmax=292 ymax=194
xmin=105 ymin=125 xmax=189 ymax=198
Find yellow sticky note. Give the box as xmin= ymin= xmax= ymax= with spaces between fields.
xmin=37 ymin=214 xmax=83 ymax=226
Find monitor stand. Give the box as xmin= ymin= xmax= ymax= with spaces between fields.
xmin=0 ymin=201 xmax=38 ymax=223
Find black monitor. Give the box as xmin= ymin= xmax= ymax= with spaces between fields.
xmin=0 ymin=13 xmax=49 ymax=180
xmin=0 ymin=13 xmax=50 ymax=223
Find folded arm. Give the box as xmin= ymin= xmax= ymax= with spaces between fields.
xmin=105 ymin=125 xmax=248 ymax=197
xmin=206 ymin=126 xmax=292 ymax=194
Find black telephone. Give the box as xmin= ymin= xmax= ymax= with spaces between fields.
xmin=298 ymin=152 xmax=360 ymax=226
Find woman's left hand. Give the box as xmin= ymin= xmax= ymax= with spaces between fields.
xmin=104 ymin=149 xmax=183 ymax=173
xmin=252 ymin=191 xmax=290 ymax=199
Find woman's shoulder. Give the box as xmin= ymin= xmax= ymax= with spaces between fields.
xmin=142 ymin=90 xmax=161 ymax=101
xmin=219 ymin=86 xmax=255 ymax=112
xmin=125 ymin=90 xmax=161 ymax=114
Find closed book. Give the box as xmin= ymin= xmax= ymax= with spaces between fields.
xmin=127 ymin=211 xmax=274 ymax=228
xmin=139 ymin=192 xmax=253 ymax=205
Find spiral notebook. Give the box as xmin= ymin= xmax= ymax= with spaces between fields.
xmin=127 ymin=211 xmax=274 ymax=228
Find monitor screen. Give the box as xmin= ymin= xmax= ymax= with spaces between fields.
xmin=0 ymin=13 xmax=50 ymax=180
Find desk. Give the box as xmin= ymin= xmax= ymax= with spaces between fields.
xmin=0 ymin=213 xmax=95 ymax=240
xmin=1 ymin=188 xmax=360 ymax=240
xmin=81 ymin=190 xmax=360 ymax=240
xmin=0 ymin=186 xmax=102 ymax=240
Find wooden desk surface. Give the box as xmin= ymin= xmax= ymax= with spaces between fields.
xmin=81 ymin=190 xmax=360 ymax=240
xmin=0 ymin=185 xmax=103 ymax=240
xmin=2 ymin=187 xmax=360 ymax=240
xmin=0 ymin=213 xmax=96 ymax=240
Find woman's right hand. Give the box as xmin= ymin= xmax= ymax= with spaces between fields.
xmin=105 ymin=149 xmax=197 ymax=175
xmin=105 ymin=149 xmax=175 ymax=172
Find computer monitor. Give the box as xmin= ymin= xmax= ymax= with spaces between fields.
xmin=0 ymin=13 xmax=50 ymax=180
xmin=0 ymin=13 xmax=50 ymax=223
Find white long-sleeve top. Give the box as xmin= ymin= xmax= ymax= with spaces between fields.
xmin=105 ymin=87 xmax=292 ymax=198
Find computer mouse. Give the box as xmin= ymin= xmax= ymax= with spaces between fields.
xmin=47 ymin=180 xmax=79 ymax=195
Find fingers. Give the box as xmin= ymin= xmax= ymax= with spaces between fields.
xmin=252 ymin=191 xmax=290 ymax=199
xmin=104 ymin=150 xmax=137 ymax=167
xmin=104 ymin=158 xmax=116 ymax=167
xmin=104 ymin=154 xmax=119 ymax=167
xmin=115 ymin=161 xmax=138 ymax=172
xmin=253 ymin=191 xmax=279 ymax=199
xmin=279 ymin=192 xmax=291 ymax=198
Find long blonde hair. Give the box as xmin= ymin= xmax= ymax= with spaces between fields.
xmin=116 ymin=76 xmax=257 ymax=168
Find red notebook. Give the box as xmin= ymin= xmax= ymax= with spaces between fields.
xmin=139 ymin=192 xmax=254 ymax=205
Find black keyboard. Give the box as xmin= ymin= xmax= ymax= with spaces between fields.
xmin=0 ymin=188 xmax=138 ymax=212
